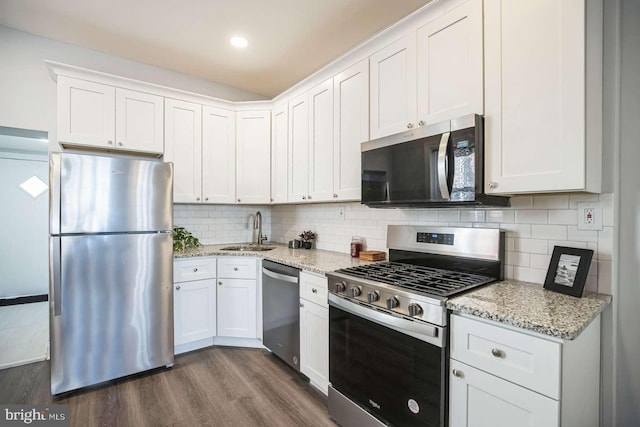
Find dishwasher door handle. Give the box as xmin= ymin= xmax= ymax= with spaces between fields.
xmin=262 ymin=268 xmax=298 ymax=284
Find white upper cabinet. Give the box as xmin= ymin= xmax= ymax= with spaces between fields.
xmin=333 ymin=59 xmax=369 ymax=201
xmin=369 ymin=35 xmax=417 ymax=139
xmin=416 ymin=0 xmax=483 ymax=125
xmin=271 ymin=103 xmax=289 ymax=203
xmin=308 ymin=78 xmax=335 ymax=202
xmin=484 ymin=0 xmax=602 ymax=194
xmin=164 ymin=98 xmax=202 ymax=203
xmin=288 ymin=93 xmax=310 ymax=202
xmin=58 ymin=77 xmax=164 ymax=155
xmin=236 ymin=110 xmax=271 ymax=204
xmin=202 ymin=105 xmax=236 ymax=204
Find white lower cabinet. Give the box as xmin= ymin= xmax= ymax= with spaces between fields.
xmin=217 ymin=278 xmax=257 ymax=338
xmin=449 ymin=314 xmax=601 ymax=427
xmin=299 ymin=271 xmax=329 ymax=395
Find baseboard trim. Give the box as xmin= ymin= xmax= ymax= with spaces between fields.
xmin=0 ymin=294 xmax=48 ymax=307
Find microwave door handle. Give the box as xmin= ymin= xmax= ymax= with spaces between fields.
xmin=437 ymin=132 xmax=451 ymax=200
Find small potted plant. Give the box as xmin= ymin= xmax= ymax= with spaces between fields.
xmin=173 ymin=226 xmax=201 ymax=252
xmin=298 ymin=230 xmax=317 ymax=249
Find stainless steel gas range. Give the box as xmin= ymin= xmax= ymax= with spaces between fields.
xmin=327 ymin=225 xmax=504 ymax=427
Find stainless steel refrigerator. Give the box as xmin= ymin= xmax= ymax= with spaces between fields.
xmin=49 ymin=152 xmax=174 ymax=395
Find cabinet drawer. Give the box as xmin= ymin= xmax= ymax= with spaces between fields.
xmin=217 ymin=257 xmax=257 ymax=279
xmin=174 ymin=257 xmax=217 ymax=282
xmin=450 ymin=314 xmax=561 ymax=399
xmin=300 ymin=271 xmax=328 ymax=306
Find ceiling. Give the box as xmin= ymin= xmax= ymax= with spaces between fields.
xmin=0 ymin=0 xmax=432 ymax=98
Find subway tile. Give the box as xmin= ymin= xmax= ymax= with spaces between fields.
xmin=506 ymin=237 xmax=515 ymax=251
xmin=514 ymin=238 xmax=548 ymax=254
xmin=584 ymin=275 xmax=598 ymax=293
xmin=513 ymin=267 xmax=547 ymax=284
xmin=515 ymin=210 xmax=548 ymax=224
xmin=601 ymin=193 xmax=615 ymax=227
xmin=531 ymin=224 xmax=567 ymax=240
xmin=506 ymin=251 xmax=530 ymax=267
xmin=474 ymin=223 xmax=500 ymax=229
xmin=588 ymin=259 xmax=598 ymax=277
xmin=567 ymin=226 xmax=599 ymax=242
xmin=547 ymin=240 xmax=588 ymax=252
xmin=548 ymin=210 xmax=578 ymax=225
xmin=418 ymin=210 xmax=438 ymax=222
xmin=530 ymin=254 xmax=552 ymax=270
xmin=569 ymin=194 xmax=599 ymax=208
xmin=486 ymin=210 xmax=515 ymax=223
xmin=508 ymin=196 xmax=533 ymax=209
xmin=504 ymin=265 xmax=515 ymax=279
xmin=597 ymin=227 xmax=614 ymax=261
xmin=460 ymin=210 xmax=486 ymax=223
xmin=598 ymin=260 xmax=613 ymax=294
xmin=437 ymin=210 xmax=460 ymax=222
xmin=499 ymin=223 xmax=532 ymax=238
xmin=533 ymin=195 xmax=569 ymax=209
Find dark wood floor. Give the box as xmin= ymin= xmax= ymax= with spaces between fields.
xmin=0 ymin=347 xmax=336 ymax=427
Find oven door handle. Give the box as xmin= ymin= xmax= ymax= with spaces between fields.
xmin=328 ymin=294 xmax=444 ymax=347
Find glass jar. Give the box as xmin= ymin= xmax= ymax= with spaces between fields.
xmin=350 ymin=236 xmax=363 ymax=258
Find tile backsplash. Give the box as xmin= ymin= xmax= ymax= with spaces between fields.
xmin=175 ymin=194 xmax=614 ymax=295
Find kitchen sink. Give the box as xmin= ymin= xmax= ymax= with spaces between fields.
xmin=221 ymin=244 xmax=276 ymax=252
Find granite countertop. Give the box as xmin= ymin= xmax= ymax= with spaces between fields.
xmin=446 ymin=280 xmax=612 ymax=340
xmin=174 ymin=243 xmax=375 ymax=274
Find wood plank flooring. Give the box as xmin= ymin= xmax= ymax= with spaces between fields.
xmin=0 ymin=346 xmax=336 ymax=427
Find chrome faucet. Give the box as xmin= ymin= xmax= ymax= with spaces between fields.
xmin=253 ymin=211 xmax=267 ymax=245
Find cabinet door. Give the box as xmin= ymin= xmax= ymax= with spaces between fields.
xmin=369 ymin=34 xmax=417 ymax=139
xmin=449 ymin=360 xmax=559 ymax=427
xmin=300 ymin=299 xmax=329 ymax=395
xmin=236 ymin=110 xmax=271 ymax=204
xmin=271 ymin=103 xmax=289 ymax=203
xmin=417 ymin=0 xmax=483 ymax=125
xmin=57 ymin=76 xmax=115 ymax=148
xmin=333 ymin=59 xmax=369 ymax=201
xmin=288 ymin=93 xmax=310 ymax=202
xmin=202 ymin=105 xmax=236 ymax=203
xmin=115 ymin=88 xmax=164 ymax=154
xmin=308 ymin=78 xmax=334 ymax=202
xmin=484 ymin=0 xmax=587 ymax=193
xmin=217 ymin=278 xmax=257 ymax=338
xmin=174 ymin=279 xmax=216 ymax=346
xmin=164 ymin=99 xmax=202 ymax=203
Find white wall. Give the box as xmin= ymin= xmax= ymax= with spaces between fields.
xmin=0 ymin=25 xmax=265 ymax=152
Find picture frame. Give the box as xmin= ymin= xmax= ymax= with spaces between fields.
xmin=543 ymin=246 xmax=594 ymax=297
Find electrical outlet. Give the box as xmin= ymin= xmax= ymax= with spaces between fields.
xmin=337 ymin=207 xmax=346 ymax=221
xmin=577 ymin=202 xmax=602 ymax=231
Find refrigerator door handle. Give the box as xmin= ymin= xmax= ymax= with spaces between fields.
xmin=49 ymin=154 xmax=61 ymax=236
xmin=51 ymin=236 xmax=62 ymax=316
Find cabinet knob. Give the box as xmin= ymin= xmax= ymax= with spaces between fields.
xmin=218 ymin=281 xmax=223 ymax=286
xmin=418 ymin=120 xmax=425 ymax=126
xmin=307 ymin=195 xmax=312 ymax=200
xmin=237 ymin=198 xmax=241 ymax=203
xmin=312 ymin=288 xmax=318 ymax=293
xmin=452 ymin=369 xmax=464 ymax=378
xmin=118 ymin=142 xmax=123 ymax=147
xmin=488 ymin=182 xmax=498 ymax=189
xmin=299 ymin=302 xmax=304 ymax=308
xmin=491 ymin=348 xmax=505 ymax=358
xmin=196 ymin=197 xmax=200 ymax=201
xmin=333 ymin=193 xmax=338 ymax=198
xmin=192 ymin=268 xmax=198 ymax=272
xmin=175 ymin=285 xmax=181 ymax=290
xmin=107 ymin=140 xmax=113 ymax=145
xmin=233 ymin=267 xmax=239 ymax=271
xmin=302 ymin=196 xmax=307 ymax=200
xmin=270 ymin=198 xmax=274 ymax=202
xmin=205 ymin=197 xmax=209 ymax=201
xmin=407 ymin=123 xmax=414 ymax=129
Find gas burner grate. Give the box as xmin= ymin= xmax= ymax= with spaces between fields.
xmin=337 ymin=262 xmax=494 ymax=297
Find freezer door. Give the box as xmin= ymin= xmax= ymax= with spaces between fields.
xmin=51 ymin=153 xmax=173 ymax=234
xmin=50 ymin=233 xmax=173 ymax=395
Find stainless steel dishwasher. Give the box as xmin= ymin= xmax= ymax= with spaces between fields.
xmin=262 ymin=260 xmax=300 ymax=372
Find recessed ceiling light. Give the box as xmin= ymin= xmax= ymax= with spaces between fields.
xmin=230 ymin=36 xmax=248 ymax=49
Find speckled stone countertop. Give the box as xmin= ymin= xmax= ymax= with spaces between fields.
xmin=174 ymin=243 xmax=374 ymax=274
xmin=446 ymin=280 xmax=612 ymax=340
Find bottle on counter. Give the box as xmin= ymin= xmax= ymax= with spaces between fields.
xmin=350 ymin=236 xmax=363 ymax=258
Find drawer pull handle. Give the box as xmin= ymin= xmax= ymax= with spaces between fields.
xmin=491 ymin=348 xmax=505 ymax=358
xmin=312 ymin=288 xmax=318 ymax=293
xmin=452 ymin=369 xmax=464 ymax=378
xmin=192 ymin=268 xmax=198 ymax=272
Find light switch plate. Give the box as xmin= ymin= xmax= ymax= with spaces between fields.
xmin=577 ymin=202 xmax=603 ymax=231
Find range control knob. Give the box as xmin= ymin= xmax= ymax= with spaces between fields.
xmin=367 ymin=291 xmax=380 ymax=303
xmin=386 ymin=296 xmax=400 ymax=309
xmin=335 ymin=282 xmax=346 ymax=293
xmin=349 ymin=286 xmax=362 ymax=298
xmin=408 ymin=303 xmax=424 ymax=317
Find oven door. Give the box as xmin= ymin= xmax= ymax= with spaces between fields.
xmin=329 ymin=295 xmax=447 ymax=427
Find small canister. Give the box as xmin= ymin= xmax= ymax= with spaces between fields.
xmin=350 ymin=236 xmax=363 ymax=258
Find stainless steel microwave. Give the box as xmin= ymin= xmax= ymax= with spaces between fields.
xmin=361 ymin=114 xmax=510 ymax=208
